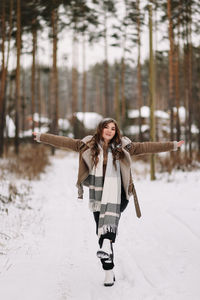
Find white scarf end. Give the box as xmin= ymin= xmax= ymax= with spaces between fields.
xmin=89 ymin=201 xmax=101 ymax=212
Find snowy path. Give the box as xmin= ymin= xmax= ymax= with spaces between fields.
xmin=0 ymin=151 xmax=200 ymax=300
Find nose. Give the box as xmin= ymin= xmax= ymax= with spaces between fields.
xmin=106 ymin=128 xmax=112 ymax=133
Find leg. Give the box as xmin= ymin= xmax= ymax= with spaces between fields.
xmin=93 ymin=212 xmax=116 ymax=286
xmin=93 ymin=212 xmax=117 ymax=246
xmin=100 ymin=241 xmax=114 ymax=270
xmin=93 ymin=212 xmax=116 ymax=270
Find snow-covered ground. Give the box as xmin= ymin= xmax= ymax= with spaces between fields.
xmin=0 ymin=151 xmax=200 ymax=300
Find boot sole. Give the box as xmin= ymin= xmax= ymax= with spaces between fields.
xmin=104 ymin=276 xmax=115 ymax=287
xmin=104 ymin=282 xmax=114 ymax=287
xmin=96 ymin=250 xmax=110 ymax=259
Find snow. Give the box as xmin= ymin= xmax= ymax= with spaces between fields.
xmin=0 ymin=151 xmax=200 ymax=300
xmin=58 ymin=118 xmax=70 ymax=130
xmin=76 ymin=112 xmax=103 ymax=129
xmin=33 ymin=113 xmax=49 ymax=123
xmin=173 ymin=106 xmax=186 ymax=122
xmin=5 ymin=116 xmax=15 ymax=138
xmin=128 ymin=106 xmax=191 ymax=122
xmin=155 ymin=110 xmax=169 ymax=119
xmin=128 ymin=106 xmax=150 ymax=118
xmin=125 ymin=124 xmax=149 ymax=135
xmin=191 ymin=124 xmax=199 ymax=134
xmin=32 ymin=113 xmax=70 ymax=130
xmin=128 ymin=106 xmax=170 ymax=119
xmin=5 ymin=114 xmax=70 ymax=138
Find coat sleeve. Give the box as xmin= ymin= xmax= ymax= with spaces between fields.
xmin=127 ymin=141 xmax=177 ymax=156
xmin=36 ymin=133 xmax=82 ymax=152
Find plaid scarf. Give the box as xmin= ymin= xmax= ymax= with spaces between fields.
xmin=89 ymin=144 xmax=121 ymax=237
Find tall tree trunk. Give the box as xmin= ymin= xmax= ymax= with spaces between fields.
xmin=198 ymin=49 xmax=200 ymax=154
xmin=174 ymin=43 xmax=181 ymax=163
xmin=71 ymin=29 xmax=78 ymax=136
xmin=72 ymin=65 xmax=78 ymax=116
xmin=39 ymin=70 xmax=46 ymax=119
xmin=51 ymin=7 xmax=59 ymax=135
xmin=183 ymin=45 xmax=189 ymax=160
xmin=154 ymin=0 xmax=159 ymax=141
xmin=149 ymin=4 xmax=156 ymax=180
xmin=121 ymin=57 xmax=125 ymax=121
xmin=4 ymin=0 xmax=13 ymax=147
xmin=6 ymin=0 xmax=13 ymax=71
xmin=37 ymin=65 xmax=41 ymax=131
xmin=173 ymin=1 xmax=181 ymax=164
xmin=182 ymin=2 xmax=193 ymax=163
xmin=72 ymin=34 xmax=78 ymax=112
xmin=95 ymin=73 xmax=101 ymax=115
xmin=31 ymin=25 xmax=37 ymax=133
xmin=136 ymin=0 xmax=143 ymax=141
xmin=187 ymin=3 xmax=193 ymax=161
xmin=121 ymin=1 xmax=127 ymax=123
xmin=198 ymin=85 xmax=200 ymax=153
xmin=48 ymin=70 xmax=53 ymax=131
xmin=114 ymin=66 xmax=120 ymax=127
xmin=174 ymin=46 xmax=180 ymax=142
xmin=167 ymin=0 xmax=175 ymax=142
xmin=15 ymin=0 xmax=21 ymax=154
xmin=22 ymin=69 xmax=26 ymax=135
xmin=174 ymin=1 xmax=181 ymax=144
xmin=82 ymin=32 xmax=86 ymax=114
xmin=104 ymin=10 xmax=109 ymax=116
xmin=0 ymin=0 xmax=6 ymax=157
xmin=82 ymin=31 xmax=87 ymax=129
xmin=49 ymin=7 xmax=59 ymax=154
xmin=5 ymin=77 xmax=12 ymax=156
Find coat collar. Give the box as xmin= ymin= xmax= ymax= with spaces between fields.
xmin=81 ymin=135 xmax=93 ymax=148
xmin=121 ymin=136 xmax=132 ymax=147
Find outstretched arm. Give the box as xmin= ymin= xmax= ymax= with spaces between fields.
xmin=127 ymin=140 xmax=184 ymax=156
xmin=32 ymin=132 xmax=82 ymax=152
xmin=177 ymin=141 xmax=184 ymax=148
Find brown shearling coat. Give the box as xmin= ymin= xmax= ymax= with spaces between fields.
xmin=38 ymin=133 xmax=175 ymax=218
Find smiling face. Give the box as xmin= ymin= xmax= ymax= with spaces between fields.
xmin=102 ymin=122 xmax=116 ymax=143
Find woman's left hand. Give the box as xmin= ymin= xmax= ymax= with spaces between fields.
xmin=177 ymin=140 xmax=184 ymax=148
xmin=32 ymin=132 xmax=37 ymax=140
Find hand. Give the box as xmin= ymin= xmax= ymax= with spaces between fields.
xmin=32 ymin=132 xmax=37 ymax=140
xmin=77 ymin=198 xmax=83 ymax=203
xmin=177 ymin=140 xmax=184 ymax=148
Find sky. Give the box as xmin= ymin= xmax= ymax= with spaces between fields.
xmin=8 ymin=2 xmax=170 ymax=72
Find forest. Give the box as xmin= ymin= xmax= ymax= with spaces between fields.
xmin=0 ymin=0 xmax=200 ymax=165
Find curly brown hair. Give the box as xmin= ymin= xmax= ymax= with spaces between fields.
xmin=87 ymin=118 xmax=125 ymax=167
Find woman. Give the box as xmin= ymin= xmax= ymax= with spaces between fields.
xmin=33 ymin=118 xmax=184 ymax=287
